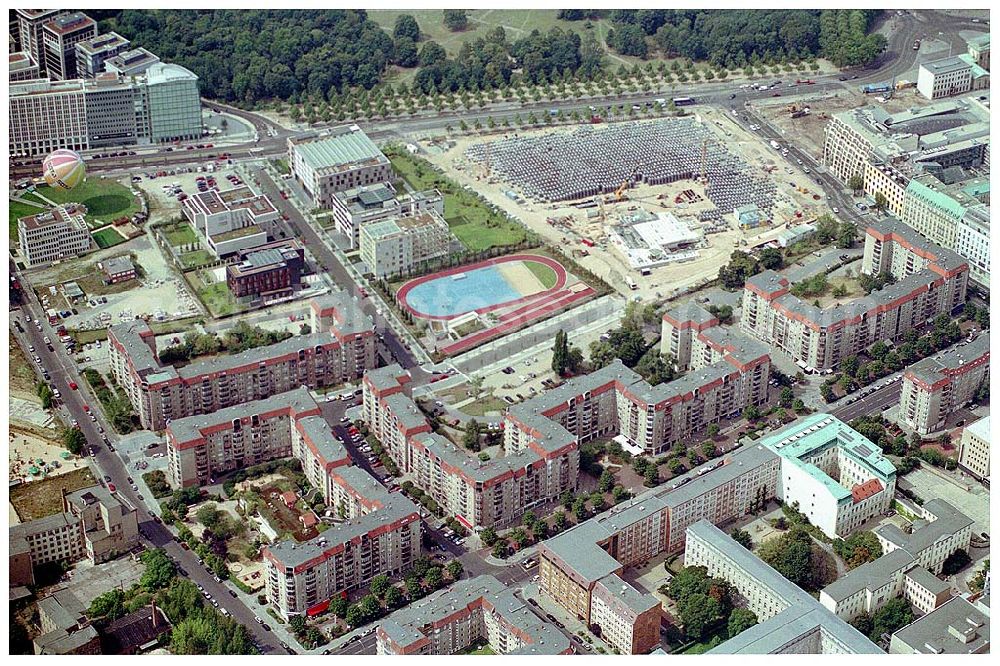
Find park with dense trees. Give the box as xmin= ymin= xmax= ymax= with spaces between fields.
xmin=100 ymin=10 xmax=888 ymax=107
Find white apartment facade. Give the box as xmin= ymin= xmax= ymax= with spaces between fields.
xmin=958 ymin=415 xmax=990 ymax=480
xmin=359 ymin=210 xmax=453 ymax=278
xmin=17 ymin=204 xmax=92 ymax=267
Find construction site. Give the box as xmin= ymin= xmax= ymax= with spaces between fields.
xmin=755 ymin=84 xmax=927 ymax=160
xmin=424 ymin=112 xmax=832 ymax=300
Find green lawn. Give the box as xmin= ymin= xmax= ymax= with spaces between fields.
xmin=388 ymin=151 xmax=527 ymax=251
xmin=92 ymin=226 xmax=126 ymax=249
xmin=180 ymin=250 xmax=215 ymax=269
xmin=19 ymin=191 xmax=48 ymax=206
xmin=162 ymin=222 xmax=199 ymax=247
xmin=273 ymin=158 xmax=291 ymax=175
xmin=524 ymin=259 xmax=558 ymax=289
xmin=8 ymin=199 xmax=45 ymax=242
xmin=34 ymin=177 xmax=140 ymax=227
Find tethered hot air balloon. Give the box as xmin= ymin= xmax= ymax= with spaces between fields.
xmin=42 ymin=149 xmax=86 ymax=191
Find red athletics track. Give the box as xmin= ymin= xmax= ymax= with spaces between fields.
xmin=396 ymin=254 xmax=568 ymax=322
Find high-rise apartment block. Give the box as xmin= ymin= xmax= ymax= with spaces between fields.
xmin=376 ymin=575 xmax=572 ymax=655
xmin=742 ymin=221 xmax=968 ymax=371
xmin=899 ymin=333 xmax=989 ymax=434
xmin=511 ymin=316 xmax=770 ymax=459
xmin=41 ymin=12 xmax=97 ymax=80
xmin=108 ymin=293 xmax=375 ymax=431
xmin=538 ymin=442 xmax=781 ymax=652
xmin=362 ymin=364 xmax=579 ymax=531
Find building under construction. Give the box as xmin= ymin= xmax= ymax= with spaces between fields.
xmin=466 ymin=119 xmax=776 ymax=219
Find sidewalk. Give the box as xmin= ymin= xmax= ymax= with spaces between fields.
xmin=227 ymin=580 xmax=305 ymax=652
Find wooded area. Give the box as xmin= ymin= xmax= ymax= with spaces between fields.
xmin=101 ymin=9 xmax=886 ymax=105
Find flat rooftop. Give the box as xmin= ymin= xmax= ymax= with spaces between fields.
xmin=290 ymin=125 xmax=388 ymax=174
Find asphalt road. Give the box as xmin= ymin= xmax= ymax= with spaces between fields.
xmin=246 ymin=165 xmax=423 ymax=375
xmin=8 ymin=278 xmax=286 ymax=655
xmin=831 ymin=380 xmax=904 ymax=423
xmin=10 ymin=8 xmax=956 ymax=182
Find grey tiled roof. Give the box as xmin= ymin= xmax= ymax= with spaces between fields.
xmin=539 ymin=520 xmax=622 ymax=585
xmin=663 ymin=301 xmax=716 ymax=326
xmin=821 ymin=549 xmax=915 ymax=602
xmin=166 ymin=387 xmax=315 ymax=444
xmin=874 ymin=499 xmax=973 ymax=555
xmin=869 ymin=218 xmax=967 ymax=271
xmin=410 ymin=432 xmax=541 ymax=483
xmin=890 ymin=596 xmax=989 ymax=653
xmin=266 ymin=490 xmax=418 ymax=569
xmin=905 ymin=334 xmax=989 ymax=387
xmin=689 ymin=521 xmax=881 ymax=655
xmin=377 ymin=576 xmax=570 ymax=655
xmin=594 ymin=573 xmax=659 ymax=615
xmin=364 ymin=363 xmax=408 ymax=391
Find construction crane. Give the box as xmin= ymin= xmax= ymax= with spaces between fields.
xmin=614 ymin=164 xmax=644 ymax=202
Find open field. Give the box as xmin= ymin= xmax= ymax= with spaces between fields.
xmin=10 ymin=466 xmax=97 ymax=522
xmin=524 ymin=260 xmax=558 ymax=289
xmin=180 ymin=249 xmax=215 ymax=269
xmin=27 ymin=234 xmax=201 ymax=332
xmin=10 ymin=428 xmax=89 ymax=486
xmin=758 ymin=87 xmax=929 ymax=161
xmin=162 ymin=221 xmax=199 ymax=247
xmin=388 ymin=149 xmax=529 ymax=251
xmin=35 ymin=177 xmax=141 ymax=227
xmin=9 ymin=198 xmax=46 ymax=241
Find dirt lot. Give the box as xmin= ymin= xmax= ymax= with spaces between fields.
xmin=10 ymin=336 xmax=39 ymax=397
xmin=28 ymin=234 xmax=202 ymax=332
xmin=422 ymin=115 xmax=834 ymax=301
xmin=10 ymin=466 xmax=97 ymax=522
xmin=757 ymin=87 xmax=932 ymax=161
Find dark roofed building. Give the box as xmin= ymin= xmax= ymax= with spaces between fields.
xmin=99 ymin=605 xmax=171 ymax=654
